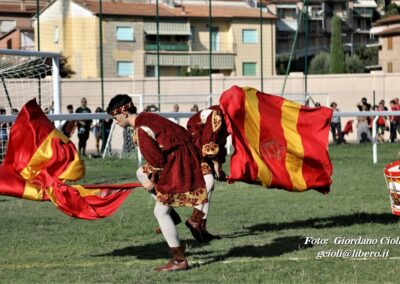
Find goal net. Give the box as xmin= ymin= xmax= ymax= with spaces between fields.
xmin=0 ymin=49 xmax=61 ymax=163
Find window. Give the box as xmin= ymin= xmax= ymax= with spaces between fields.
xmin=117 ymin=61 xmax=134 ymax=77
xmin=243 ymin=62 xmax=256 ymax=76
xmin=116 ymin=26 xmax=134 ymax=41
xmin=190 ymin=26 xmax=195 ymax=43
xmin=388 ymin=62 xmax=393 ymax=73
xmin=387 ymin=37 xmax=393 ymax=50
xmin=211 ymin=27 xmax=219 ymax=52
xmin=54 ymin=26 xmax=59 ymax=44
xmin=243 ymin=29 xmax=257 ymax=44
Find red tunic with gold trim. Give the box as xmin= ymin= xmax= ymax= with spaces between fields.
xmin=133 ymin=112 xmax=207 ymax=207
xmin=187 ymin=105 xmax=229 ymax=176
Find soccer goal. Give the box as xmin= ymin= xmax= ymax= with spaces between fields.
xmin=0 ymin=49 xmax=61 ymax=163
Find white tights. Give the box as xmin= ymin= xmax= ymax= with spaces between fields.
xmin=136 ymin=167 xmax=215 ymax=247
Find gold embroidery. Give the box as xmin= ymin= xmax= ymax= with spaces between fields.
xmin=201 ymin=162 xmax=212 ymax=175
xmin=156 ymin=186 xmax=207 ymax=207
xmin=212 ymin=111 xmax=222 ymax=132
xmin=132 ymin=128 xmax=138 ymax=145
xmin=202 ymin=142 xmax=219 ymax=157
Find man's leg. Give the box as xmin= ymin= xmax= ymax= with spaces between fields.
xmin=136 ymin=167 xmax=181 ymax=234
xmin=186 ymin=173 xmax=220 ymax=243
xmin=153 ymin=202 xmax=188 ymax=272
xmin=200 ymin=174 xmax=221 ymax=241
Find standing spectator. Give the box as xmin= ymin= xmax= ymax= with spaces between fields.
xmin=0 ymin=107 xmax=7 ymax=160
xmin=358 ymin=97 xmax=371 ymax=111
xmin=169 ymin=104 xmax=180 ymax=124
xmin=59 ymin=105 xmax=76 ymax=138
xmin=100 ymin=115 xmax=113 ymax=155
xmin=357 ymin=104 xmax=372 ymax=144
xmin=75 ymin=98 xmax=92 ymax=156
xmin=190 ymin=104 xmax=199 ymax=112
xmin=389 ymin=100 xmax=398 ymax=143
xmin=376 ymin=103 xmax=388 ymax=143
xmin=92 ymin=107 xmax=102 ymax=155
xmin=330 ymin=102 xmax=343 ymax=144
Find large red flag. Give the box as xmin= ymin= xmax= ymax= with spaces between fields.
xmin=0 ymin=99 xmax=139 ymax=219
xmin=219 ymin=86 xmax=333 ymax=193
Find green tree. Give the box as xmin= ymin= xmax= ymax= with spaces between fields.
xmin=309 ymin=52 xmax=330 ymax=74
xmin=59 ymin=54 xmax=76 ymax=78
xmin=345 ymin=54 xmax=364 ymax=73
xmin=330 ymin=16 xmax=345 ymax=74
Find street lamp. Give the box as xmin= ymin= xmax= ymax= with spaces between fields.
xmin=351 ymin=28 xmax=361 ymax=55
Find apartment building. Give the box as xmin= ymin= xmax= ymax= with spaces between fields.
xmin=371 ymin=15 xmax=400 ymax=73
xmin=0 ymin=1 xmax=49 ymax=50
xmin=268 ymin=0 xmax=378 ymax=59
xmin=34 ymin=0 xmax=276 ymax=79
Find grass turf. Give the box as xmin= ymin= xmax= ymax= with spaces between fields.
xmin=1 ymin=143 xmax=400 ymax=283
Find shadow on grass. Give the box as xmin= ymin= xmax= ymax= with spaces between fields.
xmin=192 ymin=236 xmax=311 ymax=267
xmin=93 ymin=239 xmax=205 ymax=260
xmin=245 ymin=212 xmax=399 ymax=233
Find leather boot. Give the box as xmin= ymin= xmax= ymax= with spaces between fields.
xmin=155 ymin=208 xmax=182 ymax=234
xmin=154 ymin=245 xmax=188 ymax=272
xmin=185 ymin=208 xmax=205 ymax=243
xmin=201 ymin=219 xmax=221 ymax=242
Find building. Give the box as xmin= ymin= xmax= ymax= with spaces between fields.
xmin=371 ymin=15 xmax=400 ymax=73
xmin=35 ymin=0 xmax=276 ymax=79
xmin=267 ymin=0 xmax=378 ymax=63
xmin=0 ymin=1 xmax=49 ymax=50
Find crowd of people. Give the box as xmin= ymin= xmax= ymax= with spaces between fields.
xmin=327 ymin=97 xmax=400 ymax=145
xmin=58 ymin=97 xmax=112 ymax=157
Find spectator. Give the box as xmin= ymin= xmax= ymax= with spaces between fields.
xmin=92 ymin=107 xmax=102 ymax=155
xmin=190 ymin=104 xmax=199 ymax=112
xmin=169 ymin=103 xmax=180 ymax=124
xmin=358 ymin=97 xmax=371 ymax=111
xmin=314 ymin=102 xmax=321 ymax=107
xmin=376 ymin=103 xmax=388 ymax=143
xmin=59 ymin=105 xmax=76 ymax=138
xmin=75 ymin=97 xmax=92 ymax=156
xmin=330 ymin=102 xmax=344 ymax=144
xmin=0 ymin=107 xmax=7 ymax=160
xmin=145 ymin=104 xmax=159 ymax=112
xmin=389 ymin=100 xmax=398 ymax=143
xmin=357 ymin=104 xmax=372 ymax=144
xmin=100 ymin=115 xmax=113 ymax=155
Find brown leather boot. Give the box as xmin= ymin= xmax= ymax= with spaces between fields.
xmin=185 ymin=208 xmax=205 ymax=243
xmin=154 ymin=245 xmax=188 ymax=272
xmin=201 ymin=219 xmax=221 ymax=242
xmin=155 ymin=208 xmax=182 ymax=234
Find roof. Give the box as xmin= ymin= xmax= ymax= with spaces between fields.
xmin=72 ymin=0 xmax=276 ymax=19
xmin=0 ymin=2 xmax=47 ymax=15
xmin=375 ymin=26 xmax=400 ymax=36
xmin=374 ymin=15 xmax=400 ymax=26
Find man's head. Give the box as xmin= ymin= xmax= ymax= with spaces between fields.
xmin=107 ymin=94 xmax=137 ymax=128
xmin=11 ymin=108 xmax=18 ymax=115
xmin=0 ymin=107 xmax=5 ymax=115
xmin=81 ymin=97 xmax=87 ymax=107
xmin=67 ymin=104 xmax=73 ymax=113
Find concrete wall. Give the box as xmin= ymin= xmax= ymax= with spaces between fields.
xmin=55 ymin=72 xmax=400 ymax=152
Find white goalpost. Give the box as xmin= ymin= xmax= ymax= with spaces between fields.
xmin=0 ymin=49 xmax=61 ymax=162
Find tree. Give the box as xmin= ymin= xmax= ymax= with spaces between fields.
xmin=329 ymin=16 xmax=345 ymax=74
xmin=345 ymin=54 xmax=364 ymax=73
xmin=309 ymin=52 xmax=330 ymax=74
xmin=59 ymin=54 xmax=76 ymax=78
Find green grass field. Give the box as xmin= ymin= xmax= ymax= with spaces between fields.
xmin=1 ymin=144 xmax=400 ymax=283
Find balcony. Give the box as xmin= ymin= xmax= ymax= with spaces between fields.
xmin=145 ymin=43 xmax=189 ymax=52
xmin=353 ymin=8 xmax=373 ymax=18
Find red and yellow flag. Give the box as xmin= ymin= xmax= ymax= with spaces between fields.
xmin=0 ymin=99 xmax=138 ymax=219
xmin=220 ymin=86 xmax=333 ymax=193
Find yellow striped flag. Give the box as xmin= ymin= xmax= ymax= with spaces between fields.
xmin=0 ymin=99 xmax=137 ymax=219
xmin=219 ymin=86 xmax=333 ymax=193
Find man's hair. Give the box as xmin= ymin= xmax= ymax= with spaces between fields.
xmin=67 ymin=104 xmax=73 ymax=109
xmin=107 ymin=94 xmax=137 ymax=115
xmin=0 ymin=107 xmax=5 ymax=115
